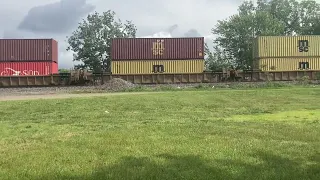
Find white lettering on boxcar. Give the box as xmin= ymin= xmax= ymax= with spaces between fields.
xmin=0 ymin=68 xmax=40 ymax=76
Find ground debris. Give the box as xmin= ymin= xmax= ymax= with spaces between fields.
xmin=96 ymin=78 xmax=135 ymax=92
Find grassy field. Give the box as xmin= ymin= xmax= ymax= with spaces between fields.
xmin=0 ymin=87 xmax=319 ymax=180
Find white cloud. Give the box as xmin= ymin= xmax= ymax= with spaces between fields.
xmin=139 ymin=32 xmax=172 ymax=38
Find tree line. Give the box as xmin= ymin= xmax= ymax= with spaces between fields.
xmin=66 ymin=0 xmax=320 ymax=72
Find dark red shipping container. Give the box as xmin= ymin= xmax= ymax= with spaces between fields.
xmin=111 ymin=37 xmax=204 ymax=60
xmin=0 ymin=39 xmax=58 ymax=62
xmin=0 ymin=62 xmax=58 ymax=76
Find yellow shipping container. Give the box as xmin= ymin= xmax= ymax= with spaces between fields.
xmin=111 ymin=59 xmax=204 ymax=74
xmin=254 ymin=57 xmax=320 ymax=71
xmin=253 ymin=35 xmax=320 ymax=58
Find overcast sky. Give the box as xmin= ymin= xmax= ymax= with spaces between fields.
xmin=0 ymin=0 xmax=248 ymax=68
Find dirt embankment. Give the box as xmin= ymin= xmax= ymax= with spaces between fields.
xmin=0 ymin=92 xmax=162 ymax=101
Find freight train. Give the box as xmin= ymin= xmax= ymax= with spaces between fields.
xmin=111 ymin=35 xmax=320 ymax=74
xmin=1 ymin=35 xmax=320 ymax=79
xmin=253 ymin=35 xmax=320 ymax=71
xmin=1 ymin=70 xmax=319 ymax=87
xmin=0 ymin=39 xmax=58 ymax=76
xmin=111 ymin=37 xmax=205 ymax=74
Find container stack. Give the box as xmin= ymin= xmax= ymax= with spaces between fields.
xmin=253 ymin=35 xmax=320 ymax=71
xmin=111 ymin=37 xmax=205 ymax=74
xmin=0 ymin=39 xmax=58 ymax=76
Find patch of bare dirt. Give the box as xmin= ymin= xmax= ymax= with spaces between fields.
xmin=0 ymin=92 xmax=162 ymax=101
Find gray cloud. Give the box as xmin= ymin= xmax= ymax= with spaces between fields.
xmin=17 ymin=0 xmax=95 ymax=34
xmin=167 ymin=24 xmax=178 ymax=34
xmin=184 ymin=29 xmax=202 ymax=37
xmin=0 ymin=0 xmax=244 ymax=69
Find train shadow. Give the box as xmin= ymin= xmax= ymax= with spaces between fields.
xmin=34 ymin=150 xmax=319 ymax=180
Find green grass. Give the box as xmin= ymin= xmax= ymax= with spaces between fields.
xmin=0 ymin=87 xmax=320 ymax=180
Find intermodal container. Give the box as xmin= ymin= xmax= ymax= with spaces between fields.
xmin=253 ymin=35 xmax=320 ymax=58
xmin=254 ymin=57 xmax=320 ymax=71
xmin=111 ymin=37 xmax=204 ymax=60
xmin=0 ymin=39 xmax=58 ymax=62
xmin=0 ymin=62 xmax=58 ymax=76
xmin=111 ymin=59 xmax=204 ymax=74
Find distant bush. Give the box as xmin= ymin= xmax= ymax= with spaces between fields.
xmin=297 ymin=75 xmax=311 ymax=85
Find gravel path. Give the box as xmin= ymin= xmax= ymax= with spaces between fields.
xmin=0 ymin=83 xmax=205 ymax=97
xmin=0 ymin=90 xmax=163 ymax=101
xmin=0 ymin=86 xmax=105 ymax=101
xmin=0 ymin=86 xmax=98 ymax=96
xmin=0 ymin=84 xmax=207 ymax=96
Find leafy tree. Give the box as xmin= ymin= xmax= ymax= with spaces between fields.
xmin=66 ymin=10 xmax=137 ymax=73
xmin=211 ymin=1 xmax=285 ymax=69
xmin=58 ymin=68 xmax=70 ymax=73
xmin=204 ymin=43 xmax=234 ymax=71
xmin=298 ymin=0 xmax=320 ymax=35
xmin=208 ymin=0 xmax=320 ymax=70
xmin=268 ymin=0 xmax=300 ymax=35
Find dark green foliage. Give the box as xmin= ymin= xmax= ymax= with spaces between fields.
xmin=206 ymin=0 xmax=320 ymax=70
xmin=66 ymin=10 xmax=137 ymax=73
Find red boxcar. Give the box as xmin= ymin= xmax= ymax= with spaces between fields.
xmin=111 ymin=37 xmax=204 ymax=60
xmin=0 ymin=62 xmax=58 ymax=76
xmin=0 ymin=39 xmax=58 ymax=63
